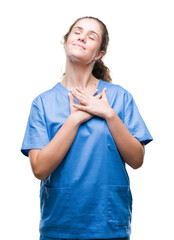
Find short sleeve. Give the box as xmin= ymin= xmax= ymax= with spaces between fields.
xmin=21 ymin=97 xmax=50 ymax=157
xmin=123 ymin=91 xmax=153 ymax=145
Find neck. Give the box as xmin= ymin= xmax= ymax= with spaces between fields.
xmin=61 ymin=57 xmax=97 ymax=90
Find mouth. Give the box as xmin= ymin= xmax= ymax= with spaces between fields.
xmin=72 ymin=43 xmax=86 ymax=50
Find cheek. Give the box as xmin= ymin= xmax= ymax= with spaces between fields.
xmin=89 ymin=39 xmax=101 ymax=51
xmin=67 ymin=33 xmax=77 ymax=45
xmin=89 ymin=44 xmax=100 ymax=57
xmin=64 ymin=38 xmax=73 ymax=53
xmin=65 ymin=36 xmax=77 ymax=52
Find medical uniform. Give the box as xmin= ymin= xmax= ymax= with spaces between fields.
xmin=21 ymin=79 xmax=153 ymax=240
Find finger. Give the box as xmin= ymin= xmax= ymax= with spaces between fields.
xmin=75 ymin=87 xmax=88 ymax=96
xmin=68 ymin=92 xmax=75 ymax=104
xmin=101 ymin=88 xmax=107 ymax=98
xmin=93 ymin=89 xmax=99 ymax=96
xmin=68 ymin=93 xmax=75 ymax=107
xmin=75 ymin=86 xmax=99 ymax=97
xmin=95 ymin=92 xmax=102 ymax=99
xmin=70 ymin=89 xmax=82 ymax=100
xmin=68 ymin=92 xmax=76 ymax=112
xmin=102 ymin=87 xmax=107 ymax=93
xmin=72 ymin=103 xmax=87 ymax=111
xmin=75 ymin=87 xmax=84 ymax=93
xmin=75 ymin=87 xmax=95 ymax=99
xmin=70 ymin=90 xmax=88 ymax=105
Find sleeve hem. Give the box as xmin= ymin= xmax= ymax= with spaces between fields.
xmin=134 ymin=136 xmax=153 ymax=146
xmin=21 ymin=146 xmax=44 ymax=157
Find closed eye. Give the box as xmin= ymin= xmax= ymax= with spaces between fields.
xmin=89 ymin=36 xmax=95 ymax=40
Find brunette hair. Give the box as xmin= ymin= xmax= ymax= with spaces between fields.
xmin=63 ymin=16 xmax=112 ymax=83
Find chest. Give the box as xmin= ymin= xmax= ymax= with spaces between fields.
xmin=43 ymin=92 xmax=124 ymax=141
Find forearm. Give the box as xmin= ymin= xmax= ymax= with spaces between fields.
xmin=105 ymin=108 xmax=145 ymax=169
xmin=35 ymin=114 xmax=80 ymax=180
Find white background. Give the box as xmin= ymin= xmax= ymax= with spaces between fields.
xmin=0 ymin=0 xmax=174 ymax=239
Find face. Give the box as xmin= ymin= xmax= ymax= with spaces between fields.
xmin=64 ymin=18 xmax=104 ymax=65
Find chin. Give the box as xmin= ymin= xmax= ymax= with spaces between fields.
xmin=65 ymin=47 xmax=92 ymax=64
xmin=67 ymin=53 xmax=92 ymax=65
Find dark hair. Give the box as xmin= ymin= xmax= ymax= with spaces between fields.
xmin=63 ymin=16 xmax=112 ymax=83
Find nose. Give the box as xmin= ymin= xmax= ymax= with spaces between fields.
xmin=78 ymin=34 xmax=86 ymax=43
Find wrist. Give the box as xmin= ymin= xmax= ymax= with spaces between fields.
xmin=68 ymin=113 xmax=81 ymax=127
xmin=104 ymin=108 xmax=116 ymax=121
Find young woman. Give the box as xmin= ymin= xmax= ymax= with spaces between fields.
xmin=21 ymin=16 xmax=153 ymax=240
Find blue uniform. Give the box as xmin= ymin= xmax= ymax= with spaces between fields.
xmin=21 ymin=79 xmax=153 ymax=239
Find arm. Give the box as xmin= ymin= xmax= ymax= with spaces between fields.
xmin=29 ymin=89 xmax=99 ymax=181
xmin=29 ymin=114 xmax=81 ymax=180
xmin=105 ymin=108 xmax=145 ymax=169
xmin=71 ymin=87 xmax=145 ymax=169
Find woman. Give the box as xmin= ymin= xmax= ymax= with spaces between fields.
xmin=21 ymin=16 xmax=153 ymax=240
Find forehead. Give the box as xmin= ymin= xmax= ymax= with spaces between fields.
xmin=73 ymin=18 xmax=102 ymax=36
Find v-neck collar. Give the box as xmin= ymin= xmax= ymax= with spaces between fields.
xmin=55 ymin=79 xmax=103 ymax=97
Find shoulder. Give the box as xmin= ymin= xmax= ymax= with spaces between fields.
xmin=32 ymin=83 xmax=58 ymax=108
xmin=100 ymin=79 xmax=133 ymax=99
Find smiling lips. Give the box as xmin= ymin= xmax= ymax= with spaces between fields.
xmin=72 ymin=43 xmax=86 ymax=50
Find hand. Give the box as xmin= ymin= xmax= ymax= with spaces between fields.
xmin=70 ymin=87 xmax=112 ymax=119
xmin=68 ymin=88 xmax=102 ymax=125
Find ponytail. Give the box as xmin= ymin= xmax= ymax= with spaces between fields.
xmin=92 ymin=59 xmax=112 ymax=83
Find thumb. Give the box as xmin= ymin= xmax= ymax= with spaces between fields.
xmin=95 ymin=92 xmax=102 ymax=99
xmin=68 ymin=92 xmax=75 ymax=105
xmin=101 ymin=88 xmax=107 ymax=99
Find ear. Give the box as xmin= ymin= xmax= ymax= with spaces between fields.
xmin=63 ymin=37 xmax=68 ymax=49
xmin=94 ymin=50 xmax=105 ymax=61
xmin=64 ymin=40 xmax=67 ymax=48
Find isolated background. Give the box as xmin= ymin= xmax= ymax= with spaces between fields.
xmin=1 ymin=0 xmax=173 ymax=239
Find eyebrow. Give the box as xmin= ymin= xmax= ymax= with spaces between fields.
xmin=73 ymin=26 xmax=100 ymax=38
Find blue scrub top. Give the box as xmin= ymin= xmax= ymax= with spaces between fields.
xmin=21 ymin=79 xmax=153 ymax=239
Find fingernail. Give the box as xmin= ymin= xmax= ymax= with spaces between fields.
xmin=96 ymin=89 xmax=98 ymax=91
xmin=68 ymin=92 xmax=71 ymax=96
